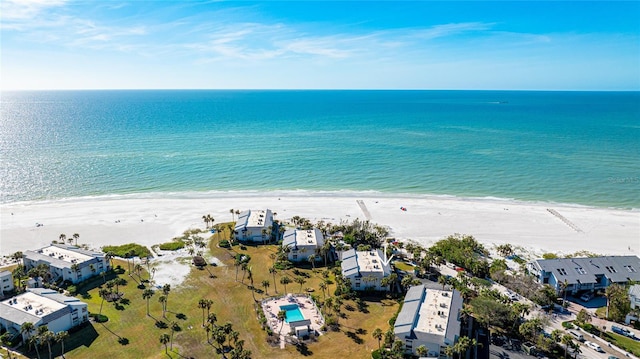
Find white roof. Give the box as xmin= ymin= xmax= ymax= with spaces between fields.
xmin=415 ymin=289 xmax=454 ymax=335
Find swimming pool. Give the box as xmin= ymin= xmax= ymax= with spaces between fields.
xmin=280 ymin=304 xmax=305 ymax=323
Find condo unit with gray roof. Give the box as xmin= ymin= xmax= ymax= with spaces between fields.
xmin=394 ymin=285 xmax=463 ymax=357
xmin=23 ymin=244 xmax=111 ymax=284
xmin=527 ymin=255 xmax=640 ymax=295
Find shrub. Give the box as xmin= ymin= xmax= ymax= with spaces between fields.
xmin=562 ymin=321 xmax=574 ymax=329
xmin=67 ymin=285 xmax=77 ymax=295
xmin=219 ymin=240 xmax=231 ymax=248
xmin=91 ymin=313 xmax=109 ymax=323
xmin=102 ymin=243 xmax=151 ymax=258
xmin=371 ymin=349 xmax=383 ymax=359
xmin=158 ymin=241 xmax=185 ymax=251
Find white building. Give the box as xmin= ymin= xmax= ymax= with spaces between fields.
xmin=282 ymin=229 xmax=325 ymax=263
xmin=630 ymin=284 xmax=640 ymax=310
xmin=234 ymin=209 xmax=274 ymax=243
xmin=341 ymin=249 xmax=391 ymax=291
xmin=0 ymin=288 xmax=89 ymax=342
xmin=394 ymin=285 xmax=463 ymax=357
xmin=0 ymin=271 xmax=14 ymax=297
xmin=23 ymin=244 xmax=111 ymax=284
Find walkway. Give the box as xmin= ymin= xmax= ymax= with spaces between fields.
xmin=356 ymin=200 xmax=372 ymax=221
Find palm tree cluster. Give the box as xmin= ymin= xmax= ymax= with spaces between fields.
xmin=199 ymin=312 xmax=251 ymax=359
xmin=202 ymin=214 xmax=215 ymax=229
xmin=20 ymin=323 xmax=69 ymax=359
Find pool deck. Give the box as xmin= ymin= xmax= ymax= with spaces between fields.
xmin=262 ymin=293 xmax=324 ymax=342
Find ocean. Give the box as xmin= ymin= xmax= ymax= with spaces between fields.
xmin=1 ymin=90 xmax=638 ymax=209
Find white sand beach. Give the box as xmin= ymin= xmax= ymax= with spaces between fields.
xmin=1 ymin=193 xmax=638 ymax=263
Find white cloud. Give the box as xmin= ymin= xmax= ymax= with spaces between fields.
xmin=0 ymin=0 xmax=67 ymax=21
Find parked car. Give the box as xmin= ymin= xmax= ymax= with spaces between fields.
xmin=569 ymin=330 xmax=585 ymax=342
xmin=522 ymin=342 xmax=537 ymax=356
xmin=580 ymin=292 xmax=594 ymax=302
xmin=585 ymin=341 xmax=604 ymax=352
xmin=611 ymin=325 xmax=635 ymax=338
xmin=608 ymin=356 xmax=620 ymax=359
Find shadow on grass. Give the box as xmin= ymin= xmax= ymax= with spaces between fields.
xmin=345 ymin=330 xmax=364 ymax=344
xmin=176 ymin=313 xmax=187 ymax=320
xmin=295 ymin=342 xmax=313 ymax=356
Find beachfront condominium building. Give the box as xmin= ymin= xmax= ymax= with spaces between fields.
xmin=234 ymin=209 xmax=274 ymax=243
xmin=23 ymin=244 xmax=111 ymax=284
xmin=0 ymin=288 xmax=88 ymax=342
xmin=629 ymin=284 xmax=640 ymax=310
xmin=341 ymin=249 xmax=392 ymax=291
xmin=282 ymin=228 xmax=325 ymax=263
xmin=0 ymin=271 xmax=14 ymax=297
xmin=394 ymin=285 xmax=463 ymax=357
xmin=527 ymin=255 xmax=640 ymax=295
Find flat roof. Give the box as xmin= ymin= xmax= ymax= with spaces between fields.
xmin=1 ymin=292 xmax=66 ymax=319
xmin=235 ymin=209 xmax=272 ymax=230
xmin=341 ymin=249 xmax=390 ymax=276
xmin=282 ymin=229 xmax=324 ymax=249
xmin=415 ymin=289 xmax=454 ymax=336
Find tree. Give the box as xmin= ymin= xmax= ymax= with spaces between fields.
xmin=308 ymin=254 xmax=317 ymax=270
xmin=159 ymin=295 xmax=167 ymax=318
xmin=277 ymin=310 xmax=287 ymax=335
xmin=98 ymin=288 xmax=110 ymax=315
xmin=575 ymin=309 xmax=592 ymax=325
xmin=261 ymin=279 xmax=270 ymax=295
xmin=319 ymin=282 xmax=327 ymax=300
xmin=496 ymin=244 xmax=514 ymax=257
xmin=269 ymin=267 xmax=278 ymax=293
xmin=170 ymin=321 xmax=179 ymax=350
xmin=372 ymin=328 xmax=383 ymax=350
xmin=39 ymin=327 xmax=55 ymax=359
xmin=416 ymin=345 xmax=428 ymax=357
xmin=20 ymin=322 xmax=35 ymax=347
xmin=280 ymin=276 xmax=292 ymax=293
xmin=162 ymin=284 xmax=171 ymax=314
xmin=519 ymin=318 xmax=543 ymax=339
xmin=561 ymin=335 xmax=574 ymax=359
xmin=55 ymin=331 xmax=69 ymax=359
xmin=295 ymin=276 xmax=306 ymax=293
xmin=605 ymin=284 xmax=631 ymax=322
xmin=59 ymin=234 xmax=67 ymax=245
xmin=143 ymin=289 xmax=155 ymax=316
xmin=160 ymin=333 xmax=170 ymax=354
xmin=230 ymin=209 xmax=235 ymax=222
xmin=72 ymin=233 xmax=80 ymax=246
xmin=438 ymin=275 xmax=449 ymax=290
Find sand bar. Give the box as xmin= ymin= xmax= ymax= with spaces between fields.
xmin=1 ymin=192 xmax=638 ymax=259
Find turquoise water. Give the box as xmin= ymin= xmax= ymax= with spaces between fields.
xmin=280 ymin=304 xmax=305 ymax=323
xmin=1 ymin=90 xmax=638 ymax=208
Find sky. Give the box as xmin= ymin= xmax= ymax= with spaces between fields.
xmin=1 ymin=1 xmax=639 ymax=90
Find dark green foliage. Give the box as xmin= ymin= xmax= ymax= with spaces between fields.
xmin=219 ymin=239 xmax=231 ymax=248
xmin=158 ymin=241 xmax=186 ymax=251
xmin=102 ymin=243 xmax=150 ymax=258
xmin=429 ymin=234 xmax=490 ymax=277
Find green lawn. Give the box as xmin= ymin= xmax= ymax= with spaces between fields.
xmin=56 ymin=224 xmax=399 ymax=358
xmin=603 ymin=332 xmax=640 ymax=357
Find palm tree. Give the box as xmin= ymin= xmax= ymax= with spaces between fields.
xmin=202 ymin=215 xmax=209 ymax=228
xmin=169 ymin=321 xmax=178 ymax=350
xmin=416 ymin=345 xmax=428 ymax=357
xmin=72 ymin=233 xmax=79 ymax=246
xmin=230 ymin=209 xmax=235 ymax=222
xmin=280 ymin=276 xmax=292 ymax=293
xmin=143 ymin=289 xmax=154 ymax=316
xmin=160 ymin=333 xmax=170 ymax=354
xmin=277 ymin=310 xmax=287 ymax=335
xmin=295 ymin=276 xmax=306 ymax=293
xmin=438 ymin=275 xmax=449 ymax=290
xmin=98 ymin=288 xmax=110 ymax=315
xmin=55 ymin=331 xmax=69 ymax=358
xmin=159 ymin=295 xmax=167 ymax=318
xmin=319 ymin=282 xmax=327 ymax=300
xmin=372 ymin=328 xmax=383 ymax=350
xmin=199 ymin=299 xmax=208 ymax=326
xmin=20 ymin=322 xmax=35 ymax=347
xmin=561 ymin=335 xmax=574 ymax=359
xmin=308 ymin=254 xmax=317 ymax=270
xmin=40 ymin=327 xmax=55 ymax=359
xmin=59 ymin=234 xmax=66 ymax=245
xmin=269 ymin=267 xmax=278 ymax=293
xmin=261 ymin=280 xmax=270 ymax=295
xmin=162 ymin=284 xmax=171 ymax=313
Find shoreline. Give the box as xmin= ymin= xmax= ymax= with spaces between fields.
xmin=1 ymin=192 xmax=638 ymax=261
xmin=3 ymin=189 xmax=639 ymax=211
